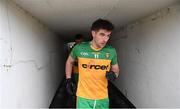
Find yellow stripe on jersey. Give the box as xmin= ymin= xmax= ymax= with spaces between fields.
xmin=77 ymin=57 xmax=111 ymax=99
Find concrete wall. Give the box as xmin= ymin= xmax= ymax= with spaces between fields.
xmin=111 ymin=3 xmax=180 ymax=108
xmin=0 ymin=0 xmax=65 ymax=107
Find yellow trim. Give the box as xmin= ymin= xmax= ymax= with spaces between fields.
xmin=90 ymin=41 xmax=102 ymax=51
xmin=90 ymin=45 xmax=102 ymax=51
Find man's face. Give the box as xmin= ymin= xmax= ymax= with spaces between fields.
xmin=92 ymin=29 xmax=112 ymax=49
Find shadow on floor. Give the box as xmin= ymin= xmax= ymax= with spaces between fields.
xmin=49 ymin=78 xmax=136 ymax=108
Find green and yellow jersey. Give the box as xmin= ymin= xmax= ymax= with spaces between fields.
xmin=70 ymin=41 xmax=118 ymax=100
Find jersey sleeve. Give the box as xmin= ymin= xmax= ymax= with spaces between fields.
xmin=70 ymin=44 xmax=78 ymax=59
xmin=111 ymin=48 xmax=118 ymax=65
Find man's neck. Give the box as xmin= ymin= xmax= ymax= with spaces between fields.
xmin=90 ymin=41 xmax=102 ymax=51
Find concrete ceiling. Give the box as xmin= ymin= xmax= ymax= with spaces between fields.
xmin=12 ymin=0 xmax=178 ymax=41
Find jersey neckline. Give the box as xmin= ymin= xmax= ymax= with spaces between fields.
xmin=89 ymin=41 xmax=105 ymax=51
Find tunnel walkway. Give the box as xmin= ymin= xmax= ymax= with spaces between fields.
xmin=49 ymin=78 xmax=136 ymax=108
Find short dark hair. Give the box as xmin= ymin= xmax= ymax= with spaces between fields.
xmin=91 ymin=19 xmax=114 ymax=31
xmin=75 ymin=34 xmax=83 ymax=40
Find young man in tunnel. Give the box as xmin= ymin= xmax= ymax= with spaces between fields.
xmin=65 ymin=18 xmax=120 ymax=109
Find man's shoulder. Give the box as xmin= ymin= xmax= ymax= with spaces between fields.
xmin=103 ymin=45 xmax=117 ymax=60
xmin=79 ymin=41 xmax=89 ymax=45
xmin=104 ymin=44 xmax=116 ymax=51
xmin=75 ymin=41 xmax=89 ymax=48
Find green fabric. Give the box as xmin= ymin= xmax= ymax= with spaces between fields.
xmin=77 ymin=96 xmax=109 ymax=109
xmin=70 ymin=41 xmax=118 ymax=65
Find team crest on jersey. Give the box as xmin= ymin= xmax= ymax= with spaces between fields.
xmin=105 ymin=53 xmax=110 ymax=59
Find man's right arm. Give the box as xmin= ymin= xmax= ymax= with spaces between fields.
xmin=65 ymin=55 xmax=75 ymax=79
xmin=65 ymin=55 xmax=77 ymax=95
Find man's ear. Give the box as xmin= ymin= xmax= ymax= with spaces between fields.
xmin=91 ymin=31 xmax=95 ymax=38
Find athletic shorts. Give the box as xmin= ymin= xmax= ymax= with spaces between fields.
xmin=77 ymin=96 xmax=109 ymax=109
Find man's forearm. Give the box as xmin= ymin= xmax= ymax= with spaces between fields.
xmin=111 ymin=64 xmax=120 ymax=78
xmin=65 ymin=60 xmax=73 ymax=79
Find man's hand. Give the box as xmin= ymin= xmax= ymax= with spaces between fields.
xmin=66 ymin=78 xmax=76 ymax=95
xmin=106 ymin=71 xmax=118 ymax=81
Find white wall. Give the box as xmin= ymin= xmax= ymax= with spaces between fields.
xmin=111 ymin=3 xmax=180 ymax=108
xmin=0 ymin=0 xmax=65 ymax=107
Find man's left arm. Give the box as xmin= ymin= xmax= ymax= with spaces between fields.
xmin=106 ymin=48 xmax=120 ymax=81
xmin=106 ymin=64 xmax=120 ymax=81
